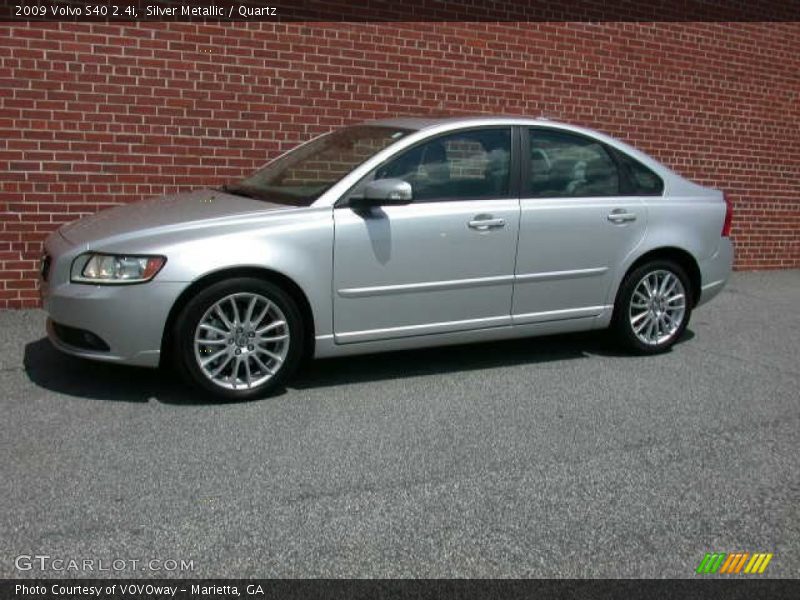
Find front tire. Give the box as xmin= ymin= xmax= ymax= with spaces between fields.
xmin=612 ymin=260 xmax=693 ymax=354
xmin=173 ymin=278 xmax=304 ymax=400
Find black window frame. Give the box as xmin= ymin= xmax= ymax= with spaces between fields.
xmin=522 ymin=127 xmax=663 ymax=199
xmin=338 ymin=125 xmax=521 ymax=207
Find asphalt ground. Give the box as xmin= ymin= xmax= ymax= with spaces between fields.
xmin=1 ymin=271 xmax=798 ymax=578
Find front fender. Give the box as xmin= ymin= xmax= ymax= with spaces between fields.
xmin=99 ymin=206 xmax=335 ymax=338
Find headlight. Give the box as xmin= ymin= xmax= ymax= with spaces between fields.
xmin=71 ymin=253 xmax=166 ymax=284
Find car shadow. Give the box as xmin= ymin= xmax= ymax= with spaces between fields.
xmin=291 ymin=329 xmax=695 ymax=390
xmin=24 ymin=329 xmax=695 ymax=404
xmin=23 ymin=338 xmax=201 ymax=404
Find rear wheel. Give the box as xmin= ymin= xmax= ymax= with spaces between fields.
xmin=174 ymin=278 xmax=304 ymax=400
xmin=612 ymin=260 xmax=693 ymax=354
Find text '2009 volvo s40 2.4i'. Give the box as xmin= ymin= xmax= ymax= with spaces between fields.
xmin=40 ymin=117 xmax=733 ymax=400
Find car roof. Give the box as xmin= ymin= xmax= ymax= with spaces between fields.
xmin=363 ymin=115 xmax=628 ymax=149
xmin=367 ymin=115 xmax=563 ymax=131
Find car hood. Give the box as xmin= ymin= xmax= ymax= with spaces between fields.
xmin=60 ymin=189 xmax=291 ymax=246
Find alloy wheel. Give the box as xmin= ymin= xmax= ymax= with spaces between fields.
xmin=628 ymin=269 xmax=686 ymax=346
xmin=193 ymin=292 xmax=290 ymax=390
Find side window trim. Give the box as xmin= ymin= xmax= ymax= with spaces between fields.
xmin=511 ymin=125 xmax=523 ymax=199
xmin=337 ymin=125 xmax=517 ymax=207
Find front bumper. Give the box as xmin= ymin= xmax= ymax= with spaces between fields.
xmin=697 ymin=237 xmax=734 ymax=307
xmin=43 ymin=280 xmax=186 ymax=367
xmin=40 ymin=231 xmax=185 ymax=368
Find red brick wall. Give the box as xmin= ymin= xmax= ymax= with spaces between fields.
xmin=1 ymin=21 xmax=798 ymax=308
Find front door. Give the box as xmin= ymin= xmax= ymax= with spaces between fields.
xmin=332 ymin=127 xmax=520 ymax=344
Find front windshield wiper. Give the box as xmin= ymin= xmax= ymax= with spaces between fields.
xmin=218 ymin=183 xmax=316 ymax=207
xmin=219 ymin=183 xmax=308 ymax=205
xmin=217 ymin=184 xmax=262 ymax=200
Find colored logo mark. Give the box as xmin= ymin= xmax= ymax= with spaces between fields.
xmin=696 ymin=552 xmax=773 ymax=574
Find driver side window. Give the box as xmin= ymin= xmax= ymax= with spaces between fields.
xmin=373 ymin=128 xmax=512 ymax=202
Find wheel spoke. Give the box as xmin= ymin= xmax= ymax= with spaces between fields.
xmin=208 ymin=354 xmax=233 ymax=378
xmin=642 ymin=278 xmax=653 ymax=298
xmin=257 ymin=347 xmax=284 ymax=363
xmin=251 ymin=301 xmax=272 ymax=329
xmin=199 ymin=323 xmax=228 ymax=337
xmin=244 ymin=357 xmax=253 ymax=388
xmin=631 ymin=310 xmax=649 ymax=324
xmin=257 ymin=320 xmax=285 ymax=334
xmin=251 ymin=353 xmax=274 ymax=376
xmin=196 ymin=337 xmax=228 ymax=345
xmin=214 ymin=306 xmax=233 ymax=330
xmin=201 ymin=347 xmax=229 ymax=367
xmin=651 ymin=273 xmax=660 ymax=292
xmin=658 ymin=313 xmax=670 ymax=337
xmin=230 ymin=356 xmax=241 ymax=388
xmin=244 ymin=295 xmax=258 ymax=326
xmin=659 ymin=273 xmax=672 ymax=295
xmin=258 ymin=333 xmax=289 ymax=344
xmin=634 ymin=315 xmax=650 ymax=334
xmin=229 ymin=297 xmax=241 ymax=325
xmin=647 ymin=319 xmax=657 ymax=341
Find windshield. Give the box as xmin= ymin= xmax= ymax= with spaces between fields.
xmin=223 ymin=125 xmax=412 ymax=206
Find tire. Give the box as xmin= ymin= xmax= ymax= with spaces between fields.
xmin=612 ymin=260 xmax=693 ymax=354
xmin=173 ymin=277 xmax=304 ymax=400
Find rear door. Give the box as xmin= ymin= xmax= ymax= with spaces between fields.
xmin=512 ymin=127 xmax=649 ymax=323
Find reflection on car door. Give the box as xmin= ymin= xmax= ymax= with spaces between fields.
xmin=333 ymin=127 xmax=521 ymax=344
xmin=512 ymin=128 xmax=648 ymax=323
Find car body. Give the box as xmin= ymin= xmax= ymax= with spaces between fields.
xmin=40 ymin=117 xmax=734 ymax=399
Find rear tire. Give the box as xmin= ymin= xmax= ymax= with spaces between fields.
xmin=612 ymin=260 xmax=693 ymax=354
xmin=173 ymin=277 xmax=304 ymax=400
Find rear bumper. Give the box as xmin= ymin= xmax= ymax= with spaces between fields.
xmin=697 ymin=237 xmax=734 ymax=307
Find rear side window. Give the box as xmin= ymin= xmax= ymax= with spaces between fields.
xmin=612 ymin=149 xmax=665 ymax=195
xmin=527 ymin=129 xmax=619 ymax=198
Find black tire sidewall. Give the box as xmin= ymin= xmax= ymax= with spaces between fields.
xmin=613 ymin=260 xmax=693 ymax=354
xmin=174 ymin=277 xmax=304 ymax=400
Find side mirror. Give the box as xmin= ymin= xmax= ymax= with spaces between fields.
xmin=350 ymin=178 xmax=413 ymax=209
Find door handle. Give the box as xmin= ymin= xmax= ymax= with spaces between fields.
xmin=607 ymin=209 xmax=637 ymax=224
xmin=468 ymin=217 xmax=505 ymax=231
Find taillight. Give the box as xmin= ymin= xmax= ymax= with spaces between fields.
xmin=721 ymin=193 xmax=733 ymax=237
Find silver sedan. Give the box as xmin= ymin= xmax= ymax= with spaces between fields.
xmin=40 ymin=117 xmax=734 ymax=400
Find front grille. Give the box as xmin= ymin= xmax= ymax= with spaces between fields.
xmin=40 ymin=254 xmax=51 ymax=282
xmin=51 ymin=322 xmax=110 ymax=352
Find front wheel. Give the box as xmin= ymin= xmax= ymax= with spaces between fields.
xmin=612 ymin=260 xmax=693 ymax=354
xmin=173 ymin=278 xmax=304 ymax=400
